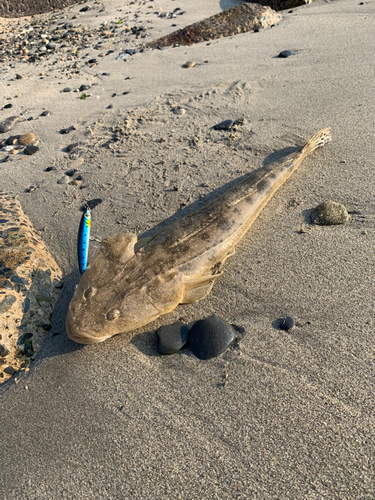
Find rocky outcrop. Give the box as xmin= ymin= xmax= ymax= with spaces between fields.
xmin=243 ymin=0 xmax=313 ymax=12
xmin=0 ymin=0 xmax=81 ymax=19
xmin=0 ymin=193 xmax=62 ymax=383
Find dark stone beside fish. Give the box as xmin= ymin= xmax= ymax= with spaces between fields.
xmin=189 ymin=315 xmax=235 ymax=360
xmin=24 ymin=145 xmax=39 ymax=156
xmin=157 ymin=321 xmax=190 ymax=354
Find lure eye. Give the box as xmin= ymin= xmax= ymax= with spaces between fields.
xmin=106 ymin=309 xmax=120 ymax=321
xmin=84 ymin=287 xmax=97 ymax=300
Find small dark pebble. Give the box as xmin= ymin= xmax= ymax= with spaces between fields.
xmin=65 ymin=169 xmax=77 ymax=177
xmin=0 ymin=219 xmax=8 ymax=223
xmin=2 ymin=156 xmax=10 ymax=163
xmin=40 ymin=111 xmax=51 ymax=117
xmin=157 ymin=46 xmax=164 ymax=51
xmin=42 ymin=323 xmax=52 ymax=331
xmin=125 ymin=49 xmax=136 ymax=55
xmin=18 ymin=332 xmax=33 ymax=346
xmin=44 ymin=166 xmax=57 ymax=172
xmin=278 ymin=50 xmax=293 ymax=58
xmin=157 ymin=321 xmax=189 ymax=354
xmin=254 ymin=27 xmax=259 ymax=32
xmin=112 ymin=93 xmax=117 ymax=98
xmin=280 ymin=316 xmax=295 ymax=331
xmin=214 ymin=119 xmax=234 ymax=131
xmin=190 ymin=315 xmax=235 ymax=360
xmin=15 ymin=74 xmax=22 ymax=80
xmin=0 ymin=344 xmax=10 ymax=357
xmin=79 ymin=84 xmax=91 ymax=91
xmin=24 ymin=340 xmax=34 ymax=357
xmin=4 ymin=104 xmax=13 ymax=109
xmin=3 ymin=366 xmax=16 ymax=375
xmin=22 ymin=298 xmax=30 ymax=313
xmin=107 ymin=104 xmax=114 ymax=109
xmin=27 ymin=117 xmax=34 ymax=121
xmin=80 ymin=5 xmax=91 ymax=11
xmin=88 ymin=58 xmax=97 ymax=64
xmin=59 ymin=128 xmax=70 ymax=134
xmin=24 ymin=145 xmax=39 ymax=155
xmin=122 ymin=91 xmax=130 ymax=95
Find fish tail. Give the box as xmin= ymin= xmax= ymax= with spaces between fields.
xmin=302 ymin=127 xmax=331 ymax=156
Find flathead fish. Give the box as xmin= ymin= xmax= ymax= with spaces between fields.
xmin=66 ymin=128 xmax=331 ymax=344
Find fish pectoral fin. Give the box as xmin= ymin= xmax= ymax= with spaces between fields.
xmin=100 ymin=232 xmax=137 ymax=264
xmin=181 ymin=272 xmax=223 ymax=304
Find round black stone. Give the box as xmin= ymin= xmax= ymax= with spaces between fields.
xmin=189 ymin=315 xmax=235 ymax=360
xmin=214 ymin=119 xmax=234 ymax=131
xmin=18 ymin=332 xmax=33 ymax=345
xmin=280 ymin=316 xmax=295 ymax=331
xmin=40 ymin=111 xmax=51 ymax=116
xmin=278 ymin=50 xmax=293 ymax=58
xmin=157 ymin=321 xmax=189 ymax=354
xmin=79 ymin=84 xmax=91 ymax=91
xmin=24 ymin=145 xmax=39 ymax=155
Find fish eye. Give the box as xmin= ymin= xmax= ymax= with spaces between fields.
xmin=106 ymin=309 xmax=120 ymax=321
xmin=84 ymin=287 xmax=97 ymax=300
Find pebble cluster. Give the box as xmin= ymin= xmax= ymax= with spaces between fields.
xmin=0 ymin=193 xmax=63 ymax=383
xmin=157 ymin=315 xmax=236 ymax=360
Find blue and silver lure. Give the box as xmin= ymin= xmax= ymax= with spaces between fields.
xmin=77 ymin=208 xmax=91 ymax=274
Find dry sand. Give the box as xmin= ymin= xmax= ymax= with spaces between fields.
xmin=0 ymin=0 xmax=374 ymax=498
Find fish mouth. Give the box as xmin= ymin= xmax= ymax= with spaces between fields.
xmin=66 ymin=318 xmax=106 ymax=345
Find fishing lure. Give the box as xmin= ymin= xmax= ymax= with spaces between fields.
xmin=77 ymin=208 xmax=91 ymax=274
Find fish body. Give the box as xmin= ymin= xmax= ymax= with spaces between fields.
xmin=67 ymin=128 xmax=331 ymax=344
xmin=77 ymin=209 xmax=91 ymax=274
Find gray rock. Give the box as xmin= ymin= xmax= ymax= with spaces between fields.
xmin=311 ymin=201 xmax=350 ymax=225
xmin=0 ymin=116 xmax=20 ymax=134
xmin=189 ymin=315 xmax=235 ymax=360
xmin=63 ymin=87 xmax=73 ymax=92
xmin=278 ymin=50 xmax=293 ymax=58
xmin=79 ymin=84 xmax=90 ymax=91
xmin=67 ymin=143 xmax=79 ymax=152
xmin=57 ymin=176 xmax=71 ymax=184
xmin=0 ymin=294 xmax=16 ymax=314
xmin=11 ymin=276 xmax=29 ymax=285
xmin=0 ymin=344 xmax=10 ymax=357
xmin=157 ymin=321 xmax=190 ymax=354
xmin=40 ymin=111 xmax=51 ymax=117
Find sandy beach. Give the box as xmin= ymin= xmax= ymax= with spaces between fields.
xmin=0 ymin=0 xmax=374 ymax=498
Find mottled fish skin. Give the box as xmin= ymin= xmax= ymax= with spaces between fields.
xmin=66 ymin=128 xmax=331 ymax=344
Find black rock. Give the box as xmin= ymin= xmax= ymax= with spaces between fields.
xmin=40 ymin=111 xmax=51 ymax=117
xmin=88 ymin=58 xmax=97 ymax=64
xmin=24 ymin=340 xmax=34 ymax=357
xmin=125 ymin=49 xmax=136 ymax=55
xmin=18 ymin=332 xmax=33 ymax=346
xmin=189 ymin=315 xmax=235 ymax=360
xmin=44 ymin=166 xmax=57 ymax=172
xmin=214 ymin=119 xmax=234 ymax=131
xmin=24 ymin=145 xmax=39 ymax=155
xmin=3 ymin=366 xmax=16 ymax=375
xmin=278 ymin=50 xmax=293 ymax=58
xmin=79 ymin=84 xmax=90 ymax=91
xmin=59 ymin=128 xmax=70 ymax=134
xmin=4 ymin=103 xmax=13 ymax=109
xmin=15 ymin=74 xmax=23 ymax=79
xmin=280 ymin=316 xmax=295 ymax=331
xmin=11 ymin=276 xmax=29 ymax=285
xmin=65 ymin=168 xmax=77 ymax=177
xmin=0 ymin=344 xmax=10 ymax=357
xmin=80 ymin=5 xmax=91 ymax=11
xmin=157 ymin=321 xmax=190 ymax=354
xmin=22 ymin=298 xmax=30 ymax=313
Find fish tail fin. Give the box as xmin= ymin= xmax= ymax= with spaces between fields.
xmin=302 ymin=127 xmax=331 ymax=156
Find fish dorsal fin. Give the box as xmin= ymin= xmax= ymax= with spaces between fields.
xmin=181 ymin=272 xmax=223 ymax=304
xmin=100 ymin=233 xmax=137 ymax=264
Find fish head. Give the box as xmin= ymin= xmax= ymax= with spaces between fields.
xmin=66 ymin=233 xmax=182 ymax=344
